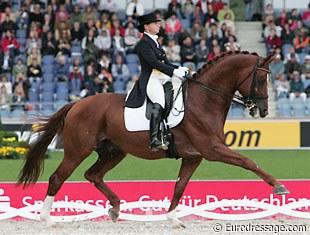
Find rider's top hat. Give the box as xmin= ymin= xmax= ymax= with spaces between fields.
xmin=138 ymin=12 xmax=161 ymax=33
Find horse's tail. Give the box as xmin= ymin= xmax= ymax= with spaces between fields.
xmin=17 ymin=102 xmax=75 ymax=188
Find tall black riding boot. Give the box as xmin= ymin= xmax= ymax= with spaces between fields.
xmin=149 ymin=103 xmax=166 ymax=151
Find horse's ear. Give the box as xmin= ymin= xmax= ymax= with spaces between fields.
xmin=262 ymin=54 xmax=276 ymax=65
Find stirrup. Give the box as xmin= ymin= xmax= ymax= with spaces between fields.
xmin=150 ymin=138 xmax=168 ymax=151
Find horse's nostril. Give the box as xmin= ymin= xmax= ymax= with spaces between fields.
xmin=264 ymin=109 xmax=269 ymax=115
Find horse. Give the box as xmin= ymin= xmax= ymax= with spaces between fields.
xmin=17 ymin=51 xmax=289 ymax=228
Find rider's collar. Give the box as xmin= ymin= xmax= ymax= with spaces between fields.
xmin=144 ymin=32 xmax=159 ymax=47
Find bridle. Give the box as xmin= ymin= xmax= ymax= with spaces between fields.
xmin=186 ymin=57 xmax=270 ymax=112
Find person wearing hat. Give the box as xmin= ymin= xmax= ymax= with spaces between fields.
xmin=125 ymin=11 xmax=188 ymax=151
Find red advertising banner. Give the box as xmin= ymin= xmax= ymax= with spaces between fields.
xmin=0 ymin=180 xmax=309 ymax=222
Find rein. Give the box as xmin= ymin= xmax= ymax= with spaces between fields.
xmin=187 ymin=57 xmax=270 ymax=110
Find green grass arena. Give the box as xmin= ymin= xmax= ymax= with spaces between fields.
xmin=1 ymin=150 xmax=309 ymax=182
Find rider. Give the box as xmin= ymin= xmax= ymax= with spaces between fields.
xmin=125 ymin=11 xmax=188 ymax=151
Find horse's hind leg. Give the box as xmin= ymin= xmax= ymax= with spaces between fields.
xmin=40 ymin=152 xmax=88 ymax=225
xmin=84 ymin=139 xmax=126 ymax=222
xmin=207 ymin=144 xmax=289 ymax=194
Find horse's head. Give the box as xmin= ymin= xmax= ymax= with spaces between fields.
xmin=237 ymin=54 xmax=274 ymax=118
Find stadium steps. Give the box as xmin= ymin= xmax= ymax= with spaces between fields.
xmin=236 ymin=21 xmax=277 ymax=118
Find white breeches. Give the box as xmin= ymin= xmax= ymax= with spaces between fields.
xmin=146 ymin=70 xmax=171 ymax=109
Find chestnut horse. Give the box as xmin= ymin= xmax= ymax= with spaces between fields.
xmin=17 ymin=52 xmax=289 ymax=227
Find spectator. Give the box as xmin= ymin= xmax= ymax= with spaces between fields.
xmin=13 ymin=58 xmax=28 ymax=80
xmin=180 ymin=36 xmax=196 ymax=64
xmin=98 ymin=53 xmax=112 ymax=73
xmin=284 ymin=47 xmax=301 ymax=63
xmin=110 ymin=18 xmax=125 ymax=37
xmin=70 ymin=4 xmax=83 ymax=24
xmin=95 ymin=67 xmax=114 ymax=93
xmin=46 ymin=4 xmax=56 ymax=25
xmin=224 ymin=35 xmax=240 ymax=52
xmin=275 ymin=9 xmax=288 ymax=29
xmin=0 ymin=50 xmax=13 ymax=75
xmin=55 ymin=56 xmax=69 ymax=82
xmin=65 ymin=0 xmax=73 ymax=13
xmin=163 ymin=39 xmax=181 ymax=63
xmin=301 ymin=3 xmax=310 ymax=28
xmin=183 ymin=0 xmax=195 ymax=18
xmin=55 ymin=21 xmax=71 ymax=41
xmin=26 ymin=30 xmax=42 ymax=55
xmin=99 ymin=0 xmax=118 ymax=14
xmin=76 ymin=0 xmax=90 ymax=8
xmin=29 ymin=4 xmax=44 ymax=27
xmin=123 ymin=15 xmax=138 ymax=29
xmin=302 ymin=55 xmax=310 ymax=77
xmin=208 ymin=45 xmax=221 ymax=61
xmin=217 ymin=3 xmax=235 ymax=22
xmin=70 ymin=56 xmax=84 ymax=76
xmin=81 ymin=65 xmax=97 ymax=97
xmin=189 ymin=5 xmax=205 ymax=26
xmin=263 ymin=18 xmax=282 ymax=39
xmin=165 ymin=12 xmax=181 ymax=39
xmin=83 ymin=18 xmax=98 ymax=37
xmin=196 ymin=0 xmax=208 ymax=14
xmin=96 ymin=12 xmax=112 ymax=32
xmin=274 ymin=74 xmax=290 ymax=99
xmin=82 ymin=6 xmax=97 ymax=24
xmin=69 ymin=65 xmax=83 ymax=95
xmin=294 ymin=28 xmax=309 ymax=55
xmin=111 ymin=29 xmax=126 ymax=62
xmin=112 ymin=55 xmax=129 ymax=83
xmin=124 ymin=21 xmax=139 ymax=37
xmin=218 ymin=12 xmax=236 ymax=35
xmin=195 ymin=39 xmax=209 ymax=62
xmin=42 ymin=13 xmax=54 ymax=34
xmin=27 ymin=47 xmax=42 ymax=66
xmin=56 ymin=30 xmax=72 ymax=58
xmin=13 ymin=73 xmax=31 ymax=100
xmin=124 ymin=28 xmax=139 ymax=54
xmin=0 ymin=14 xmax=17 ymax=34
xmin=190 ymin=21 xmax=207 ymax=45
xmin=16 ymin=4 xmax=29 ymax=30
xmin=126 ymin=0 xmax=145 ymax=20
xmin=212 ymin=0 xmax=224 ymax=13
xmin=287 ymin=8 xmax=301 ymax=29
xmin=167 ymin=0 xmax=184 ymax=19
xmin=269 ymin=54 xmax=285 ymax=83
xmin=266 ymin=28 xmax=281 ymax=55
xmin=1 ymin=30 xmax=20 ymax=58
xmin=70 ymin=21 xmax=84 ymax=46
xmin=81 ymin=28 xmax=100 ymax=64
xmin=281 ymin=22 xmax=295 ymax=58
xmin=97 ymin=29 xmax=112 ymax=55
xmin=42 ymin=31 xmax=57 ymax=56
xmin=1 ymin=6 xmax=16 ymax=23
xmin=0 ymin=84 xmax=11 ymax=110
xmin=204 ymin=4 xmax=218 ymax=27
xmin=207 ymin=23 xmax=223 ymax=40
xmin=27 ymin=58 xmax=42 ymax=83
xmin=285 ymin=53 xmax=303 ymax=79
xmin=11 ymin=85 xmax=27 ymax=111
xmin=55 ymin=4 xmax=70 ymax=29
xmin=289 ymin=71 xmax=307 ymax=102
xmin=244 ymin=0 xmax=254 ymax=21
xmin=0 ymin=74 xmax=12 ymax=95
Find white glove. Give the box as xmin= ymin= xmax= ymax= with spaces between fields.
xmin=178 ymin=66 xmax=189 ymax=73
xmin=173 ymin=68 xmax=186 ymax=80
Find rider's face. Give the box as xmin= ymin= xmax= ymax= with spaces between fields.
xmin=145 ymin=21 xmax=161 ymax=35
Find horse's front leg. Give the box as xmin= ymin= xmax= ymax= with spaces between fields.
xmin=167 ymin=157 xmax=202 ymax=228
xmin=207 ymin=143 xmax=289 ymax=195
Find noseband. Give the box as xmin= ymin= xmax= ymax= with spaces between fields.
xmin=187 ymin=57 xmax=270 ymax=111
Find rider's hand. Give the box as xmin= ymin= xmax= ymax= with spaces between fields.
xmin=178 ymin=66 xmax=189 ymax=73
xmin=173 ymin=68 xmax=186 ymax=80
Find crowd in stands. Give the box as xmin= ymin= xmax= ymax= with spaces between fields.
xmin=0 ymin=0 xmax=308 ymax=118
xmin=264 ymin=3 xmax=310 ymax=116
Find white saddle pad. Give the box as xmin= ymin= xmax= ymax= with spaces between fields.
xmin=124 ymin=80 xmax=185 ymax=132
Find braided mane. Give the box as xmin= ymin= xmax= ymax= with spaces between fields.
xmin=193 ymin=51 xmax=259 ymax=79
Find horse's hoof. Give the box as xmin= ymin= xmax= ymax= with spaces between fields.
xmin=108 ymin=208 xmax=119 ymax=222
xmin=274 ymin=185 xmax=290 ymax=195
xmin=171 ymin=221 xmax=186 ymax=229
xmin=167 ymin=209 xmax=186 ymax=229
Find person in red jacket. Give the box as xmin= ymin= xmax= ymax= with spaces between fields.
xmin=1 ymin=29 xmax=20 ymax=57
